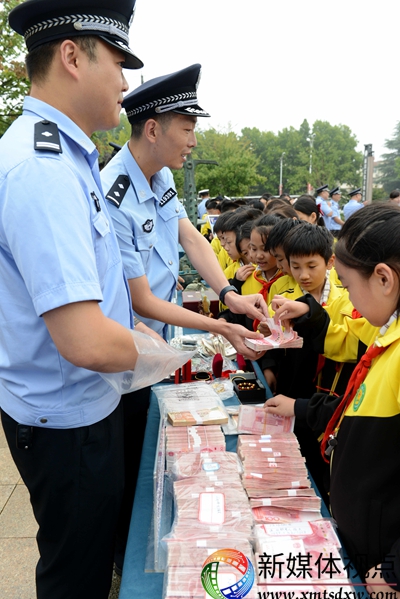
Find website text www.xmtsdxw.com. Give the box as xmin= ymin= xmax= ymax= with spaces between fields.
xmin=256 ymin=552 xmax=399 ymax=599
xmin=257 ymin=590 xmax=398 ymax=599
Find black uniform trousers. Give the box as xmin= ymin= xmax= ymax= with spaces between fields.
xmin=1 ymin=403 xmax=124 ymax=599
xmin=114 ymin=385 xmax=151 ymax=571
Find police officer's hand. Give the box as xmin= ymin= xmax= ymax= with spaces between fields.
xmin=134 ymin=322 xmax=166 ymax=343
xmin=176 ymin=276 xmax=185 ymax=291
xmin=221 ymin=324 xmax=267 ymax=360
xmin=223 ymin=292 xmax=269 ymax=323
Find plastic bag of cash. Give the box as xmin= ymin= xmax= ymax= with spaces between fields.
xmin=100 ymin=330 xmax=196 ymax=394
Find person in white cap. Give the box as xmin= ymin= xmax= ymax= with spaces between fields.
xmin=198 ymin=188 xmax=211 ymax=218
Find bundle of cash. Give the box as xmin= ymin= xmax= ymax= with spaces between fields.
xmin=171 ymin=451 xmax=242 ymax=481
xmin=237 ymin=405 xmax=295 ymax=435
xmin=155 ymin=381 xmax=229 ymax=426
xmin=244 ymin=318 xmax=303 ymax=351
xmin=238 ymin=432 xmax=324 ymax=524
xmin=170 ymin=483 xmax=254 ymax=539
xmin=165 ymin=425 xmax=225 ymax=470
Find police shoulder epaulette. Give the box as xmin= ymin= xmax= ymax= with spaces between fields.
xmin=34 ymin=120 xmax=62 ymax=153
xmin=105 ymin=175 xmax=130 ymax=208
xmin=159 ymin=187 xmax=177 ymax=207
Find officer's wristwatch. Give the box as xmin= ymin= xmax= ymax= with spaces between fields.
xmin=219 ymin=285 xmax=239 ymax=304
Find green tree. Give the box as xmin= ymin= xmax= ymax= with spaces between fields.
xmin=378 ymin=122 xmax=400 ymax=193
xmin=173 ymin=126 xmax=264 ymax=198
xmin=310 ymin=121 xmax=362 ymax=188
xmin=0 ymin=0 xmax=30 ymax=135
xmin=94 ymin=113 xmax=131 ymax=167
xmin=242 ymin=119 xmax=363 ymax=196
xmin=240 ymin=127 xmax=280 ymax=195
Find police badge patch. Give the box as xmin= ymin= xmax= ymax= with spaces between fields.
xmin=142 ymin=219 xmax=154 ymax=233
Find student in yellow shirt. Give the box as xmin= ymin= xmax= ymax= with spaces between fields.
xmin=264 ymin=217 xmax=300 ymax=302
xmin=265 ymin=203 xmax=400 ymax=590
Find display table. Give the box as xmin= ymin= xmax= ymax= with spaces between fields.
xmin=118 ymin=379 xmax=333 ymax=599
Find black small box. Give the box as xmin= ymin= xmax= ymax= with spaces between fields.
xmin=230 ymin=372 xmax=266 ymax=404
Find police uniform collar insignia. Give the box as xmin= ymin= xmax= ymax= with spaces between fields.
xmin=105 ymin=174 xmax=130 ymax=208
xmin=34 ymin=120 xmax=62 ymax=153
xmin=159 ymin=188 xmax=177 ymax=207
xmin=142 ymin=219 xmax=154 ymax=233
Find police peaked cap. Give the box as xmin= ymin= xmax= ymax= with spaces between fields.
xmin=348 ymin=188 xmax=362 ymax=197
xmin=123 ymin=63 xmax=211 ymax=123
xmin=330 ymin=186 xmax=341 ymax=196
xmin=316 ymin=184 xmax=329 ymax=194
xmin=9 ymin=0 xmax=143 ymax=69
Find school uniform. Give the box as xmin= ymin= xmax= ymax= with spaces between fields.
xmin=211 ymin=236 xmax=221 ymax=256
xmin=217 ymin=247 xmax=233 ymax=271
xmin=296 ymin=318 xmax=400 ymax=585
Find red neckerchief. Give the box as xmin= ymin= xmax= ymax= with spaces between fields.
xmin=252 ymin=269 xmax=283 ymax=331
xmin=320 ymin=344 xmax=387 ymax=462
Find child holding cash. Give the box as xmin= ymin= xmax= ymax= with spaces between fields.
xmin=261 ymin=223 xmax=346 ymax=398
xmin=260 ymin=224 xmax=347 ymax=503
xmin=265 ymin=203 xmax=400 ymax=593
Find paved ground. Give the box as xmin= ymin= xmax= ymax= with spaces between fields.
xmin=0 ymin=422 xmax=121 ymax=598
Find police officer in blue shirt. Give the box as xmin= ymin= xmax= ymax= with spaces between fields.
xmin=197 ymin=188 xmax=210 ymax=218
xmin=101 ymin=64 xmax=270 ymax=573
xmin=0 ymin=1 xmax=143 ymax=597
xmin=102 ymin=64 xmax=269 ymax=344
xmin=328 ymin=187 xmax=344 ymax=236
xmin=315 ymin=184 xmax=332 ymax=227
xmin=343 ymin=187 xmax=363 ymax=220
xmin=315 ymin=183 xmax=330 ymax=207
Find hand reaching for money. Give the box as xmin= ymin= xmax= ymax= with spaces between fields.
xmin=264 ymin=394 xmax=296 ymax=417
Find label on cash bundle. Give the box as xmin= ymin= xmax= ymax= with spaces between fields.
xmin=198 ymin=492 xmax=225 ymax=525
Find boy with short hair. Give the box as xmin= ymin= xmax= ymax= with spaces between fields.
xmin=262 ymin=223 xmax=349 ymax=502
xmin=263 ymin=223 xmax=345 ymax=397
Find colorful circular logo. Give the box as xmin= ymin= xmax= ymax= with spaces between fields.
xmin=201 ymin=548 xmax=255 ymax=599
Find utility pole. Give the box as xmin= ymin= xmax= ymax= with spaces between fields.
xmin=279 ymin=152 xmax=285 ymax=195
xmin=182 ymin=155 xmax=218 ymax=227
xmin=362 ymin=144 xmax=374 ymax=204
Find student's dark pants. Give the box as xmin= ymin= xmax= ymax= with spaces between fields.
xmin=1 ymin=403 xmax=124 ymax=599
xmin=114 ymin=385 xmax=151 ymax=571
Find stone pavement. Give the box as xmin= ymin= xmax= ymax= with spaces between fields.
xmin=0 ymin=422 xmax=38 ymax=599
xmin=0 ymin=422 xmax=121 ymax=598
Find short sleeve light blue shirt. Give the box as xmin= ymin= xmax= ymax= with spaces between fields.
xmin=329 ymin=201 xmax=342 ymax=231
xmin=319 ymin=200 xmax=332 ymax=228
xmin=101 ymin=143 xmax=187 ymax=337
xmin=343 ymin=199 xmax=363 ymax=220
xmin=197 ymin=198 xmax=208 ymax=218
xmin=0 ymin=97 xmax=132 ymax=428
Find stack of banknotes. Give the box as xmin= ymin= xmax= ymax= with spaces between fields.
xmin=165 ymin=425 xmax=225 ymax=471
xmin=244 ymin=318 xmax=303 ymax=351
xmin=237 ymin=405 xmax=295 ymax=435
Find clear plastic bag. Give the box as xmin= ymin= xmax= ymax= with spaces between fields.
xmin=100 ymin=330 xmax=196 ymax=395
